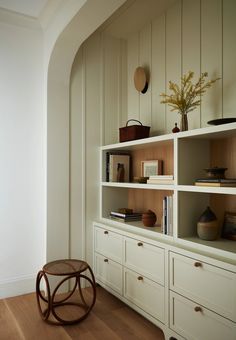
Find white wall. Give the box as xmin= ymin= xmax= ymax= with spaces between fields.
xmin=0 ymin=22 xmax=45 ymax=298
xmin=127 ymin=0 xmax=236 ymax=135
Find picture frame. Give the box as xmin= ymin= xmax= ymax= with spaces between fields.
xmin=221 ymin=211 xmax=236 ymax=241
xmin=141 ymin=160 xmax=163 ymax=177
xmin=109 ymin=153 xmax=130 ymax=182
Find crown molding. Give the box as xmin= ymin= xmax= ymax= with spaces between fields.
xmin=0 ymin=6 xmax=41 ymax=29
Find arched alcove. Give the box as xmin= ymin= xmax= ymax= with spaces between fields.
xmin=46 ymin=0 xmax=126 ymax=263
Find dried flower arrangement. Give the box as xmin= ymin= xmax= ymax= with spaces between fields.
xmin=160 ymin=71 xmax=220 ymax=131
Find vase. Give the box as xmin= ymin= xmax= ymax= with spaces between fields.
xmin=180 ymin=113 xmax=188 ymax=131
xmin=142 ymin=210 xmax=157 ymax=227
xmin=197 ymin=206 xmax=219 ymax=241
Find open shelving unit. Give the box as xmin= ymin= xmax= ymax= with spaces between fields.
xmin=99 ymin=122 xmax=236 ymax=259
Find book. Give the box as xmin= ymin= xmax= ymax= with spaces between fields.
xmin=149 ymin=175 xmax=174 ymax=180
xmin=147 ymin=179 xmax=174 ymax=184
xmin=110 ymin=211 xmax=142 ymax=218
xmin=195 ymin=182 xmax=236 ymax=187
xmin=195 ymin=178 xmax=236 ymax=183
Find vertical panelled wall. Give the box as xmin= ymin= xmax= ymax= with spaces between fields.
xmin=127 ymin=0 xmax=236 ymax=135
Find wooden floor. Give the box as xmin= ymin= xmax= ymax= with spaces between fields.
xmin=0 ymin=286 xmax=165 ymax=339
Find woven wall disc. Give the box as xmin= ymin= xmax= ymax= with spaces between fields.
xmin=134 ymin=67 xmax=148 ymax=93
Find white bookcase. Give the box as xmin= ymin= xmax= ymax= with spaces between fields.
xmin=94 ymin=123 xmax=236 ymax=340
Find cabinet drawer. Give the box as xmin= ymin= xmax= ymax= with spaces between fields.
xmin=124 ymin=237 xmax=164 ymax=285
xmin=124 ymin=268 xmax=165 ymax=323
xmin=94 ymin=227 xmax=122 ymax=263
xmin=94 ymin=253 xmax=122 ymax=295
xmin=170 ymin=291 xmax=236 ymax=340
xmin=170 ymin=252 xmax=236 ymax=321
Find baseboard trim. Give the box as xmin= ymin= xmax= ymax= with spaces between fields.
xmin=0 ymin=274 xmax=36 ymax=299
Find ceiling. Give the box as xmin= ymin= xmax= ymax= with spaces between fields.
xmin=0 ymin=0 xmax=48 ymax=17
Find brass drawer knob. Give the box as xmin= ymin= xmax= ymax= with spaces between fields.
xmin=194 ymin=306 xmax=202 ymax=312
xmin=104 ymin=258 xmax=108 ymax=262
xmin=104 ymin=231 xmax=108 ymax=234
xmin=137 ymin=242 xmax=143 ymax=246
xmin=137 ymin=276 xmax=143 ymax=281
xmin=194 ymin=262 xmax=202 ymax=267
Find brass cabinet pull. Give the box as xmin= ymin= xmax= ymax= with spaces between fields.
xmin=194 ymin=262 xmax=202 ymax=267
xmin=194 ymin=306 xmax=202 ymax=312
xmin=137 ymin=276 xmax=143 ymax=281
xmin=104 ymin=230 xmax=108 ymax=234
xmin=137 ymin=242 xmax=143 ymax=246
xmin=104 ymin=258 xmax=108 ymax=262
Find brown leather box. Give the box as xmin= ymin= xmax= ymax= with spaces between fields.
xmin=119 ymin=119 xmax=150 ymax=142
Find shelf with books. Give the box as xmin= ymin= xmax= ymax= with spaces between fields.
xmin=100 ymin=123 xmax=236 ymax=258
xmin=101 ymin=186 xmax=174 ymax=237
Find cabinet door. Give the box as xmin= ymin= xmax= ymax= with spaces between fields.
xmin=124 ymin=268 xmax=165 ymax=323
xmin=94 ymin=253 xmax=123 ymax=295
xmin=170 ymin=252 xmax=236 ymax=321
xmin=170 ymin=291 xmax=236 ymax=340
xmin=124 ymin=237 xmax=165 ymax=285
xmin=94 ymin=227 xmax=122 ymax=263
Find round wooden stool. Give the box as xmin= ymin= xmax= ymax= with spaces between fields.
xmin=36 ymin=259 xmax=96 ymax=325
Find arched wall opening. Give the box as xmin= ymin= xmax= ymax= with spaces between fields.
xmin=46 ymin=0 xmax=127 ymax=263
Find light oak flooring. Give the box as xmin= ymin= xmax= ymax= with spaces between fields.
xmin=0 ymin=286 xmax=165 ymax=340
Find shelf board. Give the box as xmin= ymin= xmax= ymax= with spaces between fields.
xmin=102 ymin=181 xmax=175 ymax=190
xmin=180 ymin=236 xmax=236 ymax=256
xmin=101 ymin=133 xmax=174 ymax=151
xmin=177 ymin=185 xmax=236 ymax=195
xmin=103 ymin=217 xmax=173 ymax=240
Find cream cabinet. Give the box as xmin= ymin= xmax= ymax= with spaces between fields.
xmin=124 ymin=268 xmax=165 ymax=323
xmin=170 ymin=291 xmax=236 ymax=340
xmin=124 ymin=236 xmax=165 ymax=285
xmin=169 ymin=252 xmax=236 ymax=322
xmin=95 ymin=123 xmax=236 ymax=340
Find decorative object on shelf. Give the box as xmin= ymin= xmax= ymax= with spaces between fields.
xmin=147 ymin=175 xmax=174 ymax=185
xmin=197 ymin=206 xmax=219 ymax=241
xmin=141 ymin=160 xmax=163 ymax=177
xmin=110 ymin=210 xmax=142 ymax=222
xmin=195 ymin=178 xmax=236 ymax=187
xmin=160 ymin=71 xmax=220 ymax=131
xmin=134 ymin=66 xmax=149 ymax=94
xmin=117 ymin=163 xmax=125 ymax=182
xmin=142 ymin=210 xmax=157 ymax=227
xmin=118 ymin=208 xmax=133 ymax=214
xmin=133 ymin=176 xmax=149 ymax=183
xmin=119 ymin=119 xmax=150 ymax=142
xmin=221 ymin=211 xmax=236 ymax=241
xmin=204 ymin=166 xmax=227 ymax=179
xmin=172 ymin=123 xmax=180 ymax=133
xmin=207 ymin=118 xmax=236 ymax=125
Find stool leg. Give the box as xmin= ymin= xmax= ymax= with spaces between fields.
xmin=36 ymin=270 xmax=51 ymax=321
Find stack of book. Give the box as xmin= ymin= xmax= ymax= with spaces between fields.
xmin=147 ymin=175 xmax=174 ymax=184
xmin=162 ymin=196 xmax=173 ymax=236
xmin=195 ymin=178 xmax=236 ymax=187
xmin=110 ymin=211 xmax=142 ymax=222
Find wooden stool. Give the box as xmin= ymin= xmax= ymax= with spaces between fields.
xmin=36 ymin=259 xmax=96 ymax=325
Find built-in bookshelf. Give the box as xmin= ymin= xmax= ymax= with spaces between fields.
xmin=100 ymin=122 xmax=236 ymax=260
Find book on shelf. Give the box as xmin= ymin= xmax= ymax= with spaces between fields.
xmin=162 ymin=195 xmax=173 ymax=236
xmin=195 ymin=182 xmax=236 ymax=187
xmin=106 ymin=152 xmax=130 ymax=182
xmin=110 ymin=211 xmax=142 ymax=222
xmin=195 ymin=178 xmax=236 ymax=187
xmin=149 ymin=175 xmax=174 ymax=180
xmin=147 ymin=178 xmax=174 ymax=184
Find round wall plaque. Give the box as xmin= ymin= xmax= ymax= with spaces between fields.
xmin=134 ymin=67 xmax=148 ymax=93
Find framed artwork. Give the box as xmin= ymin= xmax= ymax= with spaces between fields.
xmin=222 ymin=211 xmax=236 ymax=241
xmin=141 ymin=160 xmax=163 ymax=177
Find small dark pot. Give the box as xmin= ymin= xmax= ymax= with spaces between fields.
xmin=142 ymin=210 xmax=157 ymax=227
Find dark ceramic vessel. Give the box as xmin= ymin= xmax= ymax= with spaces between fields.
xmin=197 ymin=206 xmax=219 ymax=241
xmin=142 ymin=210 xmax=157 ymax=227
